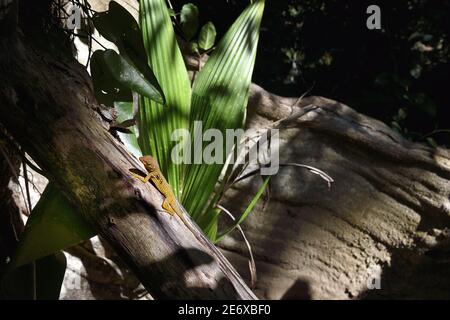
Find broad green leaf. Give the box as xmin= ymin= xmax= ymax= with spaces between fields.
xmin=215 ymin=176 xmax=270 ymax=243
xmin=189 ymin=41 xmax=200 ymax=55
xmin=93 ymin=1 xmax=164 ymax=104
xmin=198 ymin=22 xmax=216 ymax=51
xmin=93 ymin=1 xmax=142 ymax=55
xmin=103 ymin=49 xmax=164 ymax=104
xmin=115 ymin=101 xmax=142 ymax=157
xmin=91 ymin=49 xmax=132 ymax=107
xmin=182 ymin=0 xmax=265 ymax=221
xmin=180 ymin=3 xmax=199 ymax=41
xmin=9 ymin=184 xmax=95 ymax=269
xmin=139 ymin=0 xmax=192 ymax=198
xmin=1 ymin=252 xmax=67 ymax=300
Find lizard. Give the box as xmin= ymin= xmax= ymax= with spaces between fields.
xmin=130 ymin=155 xmax=197 ymax=235
xmin=130 ymin=156 xmax=253 ymax=287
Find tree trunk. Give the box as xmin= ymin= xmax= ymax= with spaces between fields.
xmin=0 ymin=133 xmax=23 ymax=279
xmin=0 ymin=0 xmax=255 ymax=300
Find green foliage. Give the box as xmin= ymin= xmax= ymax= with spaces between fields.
xmin=91 ymin=1 xmax=164 ymax=106
xmin=115 ymin=101 xmax=142 ymax=157
xmin=128 ymin=0 xmax=266 ymax=236
xmin=94 ymin=0 xmax=266 ymax=237
xmin=90 ymin=49 xmax=132 ymax=106
xmin=215 ymin=176 xmax=270 ymax=243
xmin=139 ymin=0 xmax=193 ymax=198
xmin=182 ymin=0 xmax=265 ymax=223
xmin=198 ymin=22 xmax=217 ymax=51
xmin=180 ymin=3 xmax=200 ymax=40
xmin=1 ymin=184 xmax=87 ymax=299
xmin=9 ymin=184 xmax=95 ymax=269
xmin=102 ymin=49 xmax=164 ymax=104
xmin=92 ymin=1 xmax=138 ymax=46
xmin=178 ymin=3 xmax=217 ymax=55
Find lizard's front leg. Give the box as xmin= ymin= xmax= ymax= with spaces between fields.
xmin=131 ymin=171 xmax=155 ymax=184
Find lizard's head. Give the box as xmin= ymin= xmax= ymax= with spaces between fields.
xmin=139 ymin=156 xmax=160 ymax=171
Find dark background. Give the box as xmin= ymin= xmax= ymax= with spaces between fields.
xmin=174 ymin=0 xmax=450 ymax=147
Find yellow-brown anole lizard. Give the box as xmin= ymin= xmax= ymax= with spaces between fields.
xmin=131 ymin=155 xmax=197 ymax=234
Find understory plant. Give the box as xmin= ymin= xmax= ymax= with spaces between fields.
xmin=94 ymin=0 xmax=267 ymax=240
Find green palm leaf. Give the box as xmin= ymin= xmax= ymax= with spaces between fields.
xmin=139 ymin=0 xmax=192 ymax=198
xmin=182 ymin=0 xmax=265 ymax=222
xmin=9 ymin=184 xmax=95 ymax=269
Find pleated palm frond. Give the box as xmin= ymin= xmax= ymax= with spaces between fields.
xmin=139 ymin=0 xmax=192 ymax=197
xmin=181 ymin=0 xmax=265 ymax=224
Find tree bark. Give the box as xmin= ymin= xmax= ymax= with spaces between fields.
xmin=0 ymin=133 xmax=23 ymax=278
xmin=0 ymin=1 xmax=255 ymax=300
